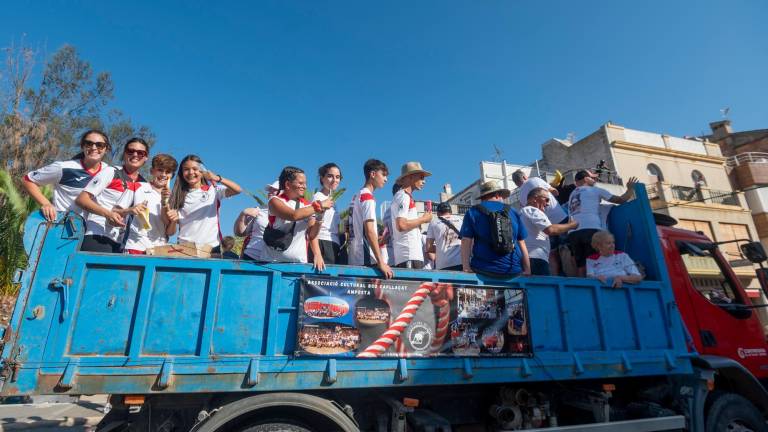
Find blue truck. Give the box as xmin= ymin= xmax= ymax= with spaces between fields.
xmin=3 ymin=184 xmax=768 ymax=432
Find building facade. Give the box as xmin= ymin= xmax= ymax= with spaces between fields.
xmin=540 ymin=122 xmax=760 ymax=293
xmin=705 ymin=120 xmax=768 ymax=250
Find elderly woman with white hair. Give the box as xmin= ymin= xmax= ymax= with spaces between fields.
xmin=586 ymin=230 xmax=643 ymax=288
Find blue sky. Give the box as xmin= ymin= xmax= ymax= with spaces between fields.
xmin=4 ymin=1 xmax=767 ymax=233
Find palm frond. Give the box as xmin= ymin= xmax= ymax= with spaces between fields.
xmin=0 ymin=170 xmax=27 ymax=218
xmin=331 ymin=188 xmax=346 ymax=201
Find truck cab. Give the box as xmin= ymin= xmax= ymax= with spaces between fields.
xmin=660 ymin=225 xmax=768 ymax=378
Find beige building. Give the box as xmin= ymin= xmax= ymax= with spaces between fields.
xmin=540 ymin=122 xmax=760 ymax=292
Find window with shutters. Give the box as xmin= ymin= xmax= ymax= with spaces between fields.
xmin=719 ymin=223 xmax=751 ymax=260
xmin=678 ymin=219 xmax=715 ymax=242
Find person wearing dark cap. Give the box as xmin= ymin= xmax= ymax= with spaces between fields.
xmin=567 ymin=170 xmax=637 ymax=277
xmin=459 ymin=181 xmax=530 ymax=277
xmin=426 ymin=202 xmax=463 ymax=270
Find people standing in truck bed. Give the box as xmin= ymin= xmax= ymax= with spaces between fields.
xmin=235 ymin=181 xmax=279 ymax=262
xmin=75 ymin=138 xmax=150 ymax=253
xmin=116 ymin=153 xmax=177 ymax=255
xmin=460 ymin=180 xmax=530 ymax=277
xmin=426 ymin=202 xmax=463 ymax=271
xmin=567 ymin=170 xmax=637 ymax=277
xmin=520 ymin=187 xmax=578 ymax=276
xmin=349 ymin=159 xmax=393 ymax=279
xmin=261 ymin=166 xmax=332 ymax=269
xmin=311 ymin=163 xmax=343 ymax=265
xmin=166 ymin=154 xmax=242 ymax=256
xmin=391 ymin=162 xmax=433 ymax=269
xmin=23 ymin=129 xmax=111 ymax=222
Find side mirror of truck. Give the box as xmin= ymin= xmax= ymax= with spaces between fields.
xmin=741 ymin=242 xmax=767 ymax=264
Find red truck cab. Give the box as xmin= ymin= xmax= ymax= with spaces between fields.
xmin=659 ymin=224 xmax=768 ymax=380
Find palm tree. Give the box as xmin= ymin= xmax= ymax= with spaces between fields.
xmin=0 ymin=170 xmax=50 ymax=295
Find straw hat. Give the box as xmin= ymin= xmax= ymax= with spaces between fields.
xmin=477 ymin=180 xmax=511 ymax=199
xmin=396 ymin=161 xmax=432 ymax=184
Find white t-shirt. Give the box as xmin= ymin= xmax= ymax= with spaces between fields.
xmin=242 ymin=208 xmax=270 ymax=260
xmin=117 ymin=183 xmax=167 ymax=251
xmin=568 ymin=186 xmax=614 ymax=231
xmin=391 ymin=189 xmax=424 ymax=264
xmin=25 ymin=160 xmax=108 ymax=215
xmin=350 ymin=187 xmax=378 ymax=266
xmin=262 ymin=194 xmax=313 ymax=263
xmin=517 ymin=177 xmax=566 ymax=223
xmin=82 ymin=166 xmax=144 ymax=241
xmin=178 ymin=184 xmax=229 ymax=247
xmin=587 ymin=251 xmax=641 ymax=278
xmin=426 ymin=214 xmax=463 ymax=269
xmin=313 ymin=191 xmax=340 ymax=244
xmin=520 ymin=206 xmax=552 ymax=261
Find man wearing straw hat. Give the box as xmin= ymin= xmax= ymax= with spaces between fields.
xmin=459 ymin=180 xmax=530 ymax=277
xmin=391 ymin=161 xmax=433 ymax=269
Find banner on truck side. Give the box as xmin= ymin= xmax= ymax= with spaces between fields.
xmin=295 ymin=276 xmax=532 ymax=358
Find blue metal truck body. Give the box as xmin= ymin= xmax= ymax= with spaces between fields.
xmin=0 ymin=185 xmax=694 ymax=399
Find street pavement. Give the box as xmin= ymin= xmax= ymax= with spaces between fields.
xmin=0 ymin=395 xmax=106 ymax=431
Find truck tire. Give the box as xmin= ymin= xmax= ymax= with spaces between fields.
xmin=706 ymin=392 xmax=768 ymax=432
xmin=241 ymin=423 xmax=311 ymax=432
xmin=195 ymin=393 xmax=358 ymax=432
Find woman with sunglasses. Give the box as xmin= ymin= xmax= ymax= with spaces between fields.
xmin=311 ymin=163 xmax=343 ymax=264
xmin=75 ymin=138 xmax=150 ymax=253
xmin=23 ymin=130 xmax=112 ymax=222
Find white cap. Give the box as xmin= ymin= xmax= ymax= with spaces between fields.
xmin=265 ymin=181 xmax=280 ymax=192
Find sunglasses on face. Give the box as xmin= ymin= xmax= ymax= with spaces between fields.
xmin=125 ymin=149 xmax=148 ymax=158
xmin=536 ymin=195 xmax=550 ymax=203
xmin=83 ymin=140 xmax=108 ymax=150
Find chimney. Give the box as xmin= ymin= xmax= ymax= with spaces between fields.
xmin=443 ymin=184 xmax=452 ymax=195
xmin=709 ymin=120 xmax=732 ymax=141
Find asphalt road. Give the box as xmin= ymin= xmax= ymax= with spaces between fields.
xmin=0 ymin=395 xmax=106 ymax=431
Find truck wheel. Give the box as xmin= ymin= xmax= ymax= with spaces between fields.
xmin=241 ymin=423 xmax=311 ymax=432
xmin=706 ymin=392 xmax=768 ymax=432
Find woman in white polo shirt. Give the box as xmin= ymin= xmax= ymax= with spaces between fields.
xmin=167 ymin=155 xmax=242 ymax=254
xmin=262 ymin=166 xmax=333 ymax=269
xmin=311 ymin=163 xmax=342 ymax=264
xmin=22 ymin=129 xmax=111 ymax=222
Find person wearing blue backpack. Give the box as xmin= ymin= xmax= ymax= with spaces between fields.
xmin=460 ymin=181 xmax=530 ymax=277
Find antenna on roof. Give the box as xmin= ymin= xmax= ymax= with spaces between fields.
xmin=492 ymin=145 xmax=504 ymax=162
xmin=720 ymin=107 xmax=731 ymax=119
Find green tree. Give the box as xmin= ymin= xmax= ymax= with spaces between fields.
xmin=0 ymin=169 xmax=49 ymax=295
xmin=0 ymin=39 xmax=154 ymax=187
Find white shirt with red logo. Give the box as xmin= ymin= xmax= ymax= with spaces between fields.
xmin=178 ymin=184 xmax=229 ymax=247
xmin=261 ymin=194 xmax=312 ymax=263
xmin=117 ymin=183 xmax=167 ymax=252
xmin=391 ymin=189 xmax=424 ymax=264
xmin=25 ymin=159 xmax=108 ymax=215
xmin=350 ymin=187 xmax=378 ymax=266
xmin=313 ymin=191 xmax=340 ymax=244
xmin=82 ymin=166 xmax=143 ymax=241
xmin=586 ymin=251 xmax=641 ymax=279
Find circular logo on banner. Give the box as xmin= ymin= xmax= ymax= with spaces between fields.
xmin=407 ymin=322 xmax=433 ymax=353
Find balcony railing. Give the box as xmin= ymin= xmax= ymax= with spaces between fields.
xmin=669 ymin=185 xmax=741 ymax=206
xmin=726 ymin=152 xmax=768 ymax=167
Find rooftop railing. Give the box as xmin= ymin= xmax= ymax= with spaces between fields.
xmin=726 ymin=152 xmax=768 ymax=167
